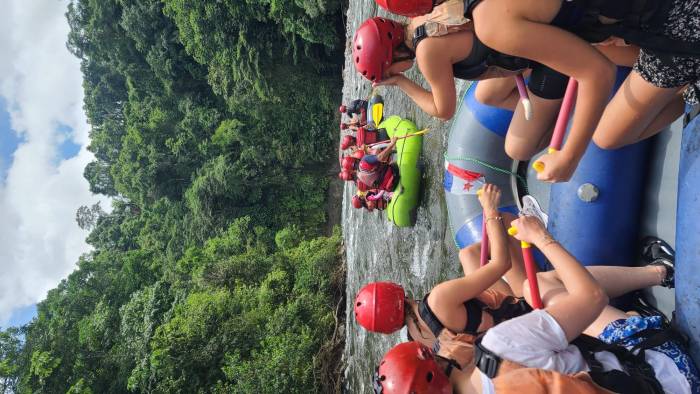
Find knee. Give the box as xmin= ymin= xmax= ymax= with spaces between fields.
xmin=459 ymin=243 xmax=482 ymax=273
xmin=593 ymin=132 xmax=626 ymax=150
xmin=590 ymin=288 xmax=610 ymax=311
xmin=505 ymin=138 xmax=537 ymax=161
xmin=474 ymin=85 xmax=506 ymax=108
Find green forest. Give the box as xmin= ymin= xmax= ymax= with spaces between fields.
xmin=0 ymin=0 xmax=347 ymax=392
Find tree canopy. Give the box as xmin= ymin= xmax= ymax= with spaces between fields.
xmin=1 ymin=0 xmax=346 ymax=392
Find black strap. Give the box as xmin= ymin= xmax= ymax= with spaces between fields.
xmin=419 ymin=294 xmax=484 ymax=337
xmin=412 ymin=24 xmax=428 ymax=50
xmin=487 ymin=297 xmax=533 ymax=325
xmin=474 ymin=337 xmax=501 ymax=378
xmin=572 ymin=333 xmax=664 ymax=394
xmin=418 ymin=294 xmax=445 ymax=338
xmin=464 ymin=299 xmax=483 ymax=335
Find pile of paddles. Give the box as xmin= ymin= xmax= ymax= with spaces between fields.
xmin=337 ymin=94 xmax=425 ymax=227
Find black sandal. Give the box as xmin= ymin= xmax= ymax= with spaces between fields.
xmin=630 ymin=291 xmax=670 ymax=325
xmin=640 ymin=236 xmax=675 ymax=289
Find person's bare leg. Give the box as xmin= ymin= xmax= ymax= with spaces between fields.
xmin=524 ymin=276 xmax=633 ymax=337
xmin=634 ymin=92 xmax=685 ymax=140
xmin=504 ymin=92 xmax=561 ymax=161
xmin=474 ymin=77 xmax=519 ymax=110
xmin=535 ymin=265 xmax=665 ymax=299
xmin=582 ymin=305 xmax=631 ymax=337
xmin=593 ymin=71 xmax=684 ymax=150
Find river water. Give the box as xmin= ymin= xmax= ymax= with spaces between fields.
xmin=340 ymin=2 xmax=470 ymax=392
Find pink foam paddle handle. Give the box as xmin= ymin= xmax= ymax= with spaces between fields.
xmin=522 ymin=243 xmax=543 ymax=309
xmin=515 ymin=75 xmax=528 ymax=100
xmin=550 ymin=78 xmax=578 ymax=151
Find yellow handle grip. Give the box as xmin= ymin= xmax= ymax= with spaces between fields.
xmin=509 ymin=227 xmax=531 ymax=247
xmin=532 ymin=148 xmax=559 ymax=173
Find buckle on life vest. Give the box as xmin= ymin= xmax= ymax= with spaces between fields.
xmin=474 ymin=338 xmax=502 ymax=378
xmin=413 ymin=24 xmax=427 ymax=49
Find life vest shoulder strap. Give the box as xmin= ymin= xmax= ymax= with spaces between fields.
xmin=419 ymin=294 xmax=447 ymax=338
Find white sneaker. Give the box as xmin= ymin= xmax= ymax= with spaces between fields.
xmin=521 ymin=195 xmax=549 ymax=228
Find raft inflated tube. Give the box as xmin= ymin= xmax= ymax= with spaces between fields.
xmin=381 ymin=116 xmax=423 ymax=227
xmin=675 ymin=113 xmax=700 ymax=363
xmin=547 ymin=68 xmax=653 ymax=267
xmin=445 ymin=83 xmax=519 ymax=248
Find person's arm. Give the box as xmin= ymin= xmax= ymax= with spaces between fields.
xmin=473 ymin=2 xmax=616 ymax=182
xmin=430 ymin=184 xmax=511 ymax=321
xmin=510 ymin=216 xmax=608 ymax=341
xmin=374 ymin=71 xmax=457 ymax=120
xmin=376 ymin=137 xmax=398 ymax=162
xmin=374 ymin=32 xmax=471 ymax=120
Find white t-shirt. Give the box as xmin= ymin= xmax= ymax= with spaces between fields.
xmin=479 ymin=309 xmax=690 ymax=394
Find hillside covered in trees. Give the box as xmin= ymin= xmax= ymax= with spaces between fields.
xmin=0 ymin=0 xmax=346 ymax=392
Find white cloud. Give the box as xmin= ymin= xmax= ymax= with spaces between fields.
xmin=0 ymin=0 xmax=108 ymax=325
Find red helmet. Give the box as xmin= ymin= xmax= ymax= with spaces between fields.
xmin=339 ymin=104 xmax=347 ymax=113
xmin=354 ymin=282 xmax=405 ymax=333
xmin=341 ymin=135 xmax=356 ymax=150
xmin=375 ymin=0 xmax=435 ymax=17
xmin=353 ymin=17 xmax=405 ymax=82
xmin=351 ymin=195 xmax=364 ymax=209
xmin=339 ymin=171 xmax=355 ymax=181
xmin=374 ymin=342 xmax=452 ymax=394
xmin=360 ymin=156 xmax=380 ymax=172
xmin=342 ymin=156 xmax=357 ymax=171
xmin=340 ymin=123 xmax=349 ymax=130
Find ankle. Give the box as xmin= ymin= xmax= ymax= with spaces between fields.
xmin=654 ymin=265 xmax=667 ymax=285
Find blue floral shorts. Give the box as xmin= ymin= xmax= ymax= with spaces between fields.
xmin=599 ymin=315 xmax=700 ymax=393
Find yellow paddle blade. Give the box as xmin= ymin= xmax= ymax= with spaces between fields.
xmin=372 ymin=103 xmax=384 ymax=126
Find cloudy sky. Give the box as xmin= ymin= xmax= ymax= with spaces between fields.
xmin=0 ymin=1 xmax=105 ymax=327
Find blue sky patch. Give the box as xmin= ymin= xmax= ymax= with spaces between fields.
xmin=0 ymin=98 xmax=23 ymax=181
xmin=57 ymin=123 xmax=81 ymax=160
xmin=4 ymin=303 xmax=37 ymax=329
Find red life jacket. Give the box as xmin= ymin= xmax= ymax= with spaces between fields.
xmin=357 ymin=180 xmax=370 ymax=192
xmin=357 ymin=127 xmax=379 ymax=146
xmin=357 ymin=164 xmax=398 ymax=191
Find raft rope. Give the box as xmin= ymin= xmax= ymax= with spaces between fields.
xmin=443 ymin=153 xmax=529 ymax=195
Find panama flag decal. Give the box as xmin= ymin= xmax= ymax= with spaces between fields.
xmin=443 ymin=161 xmax=486 ymax=195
